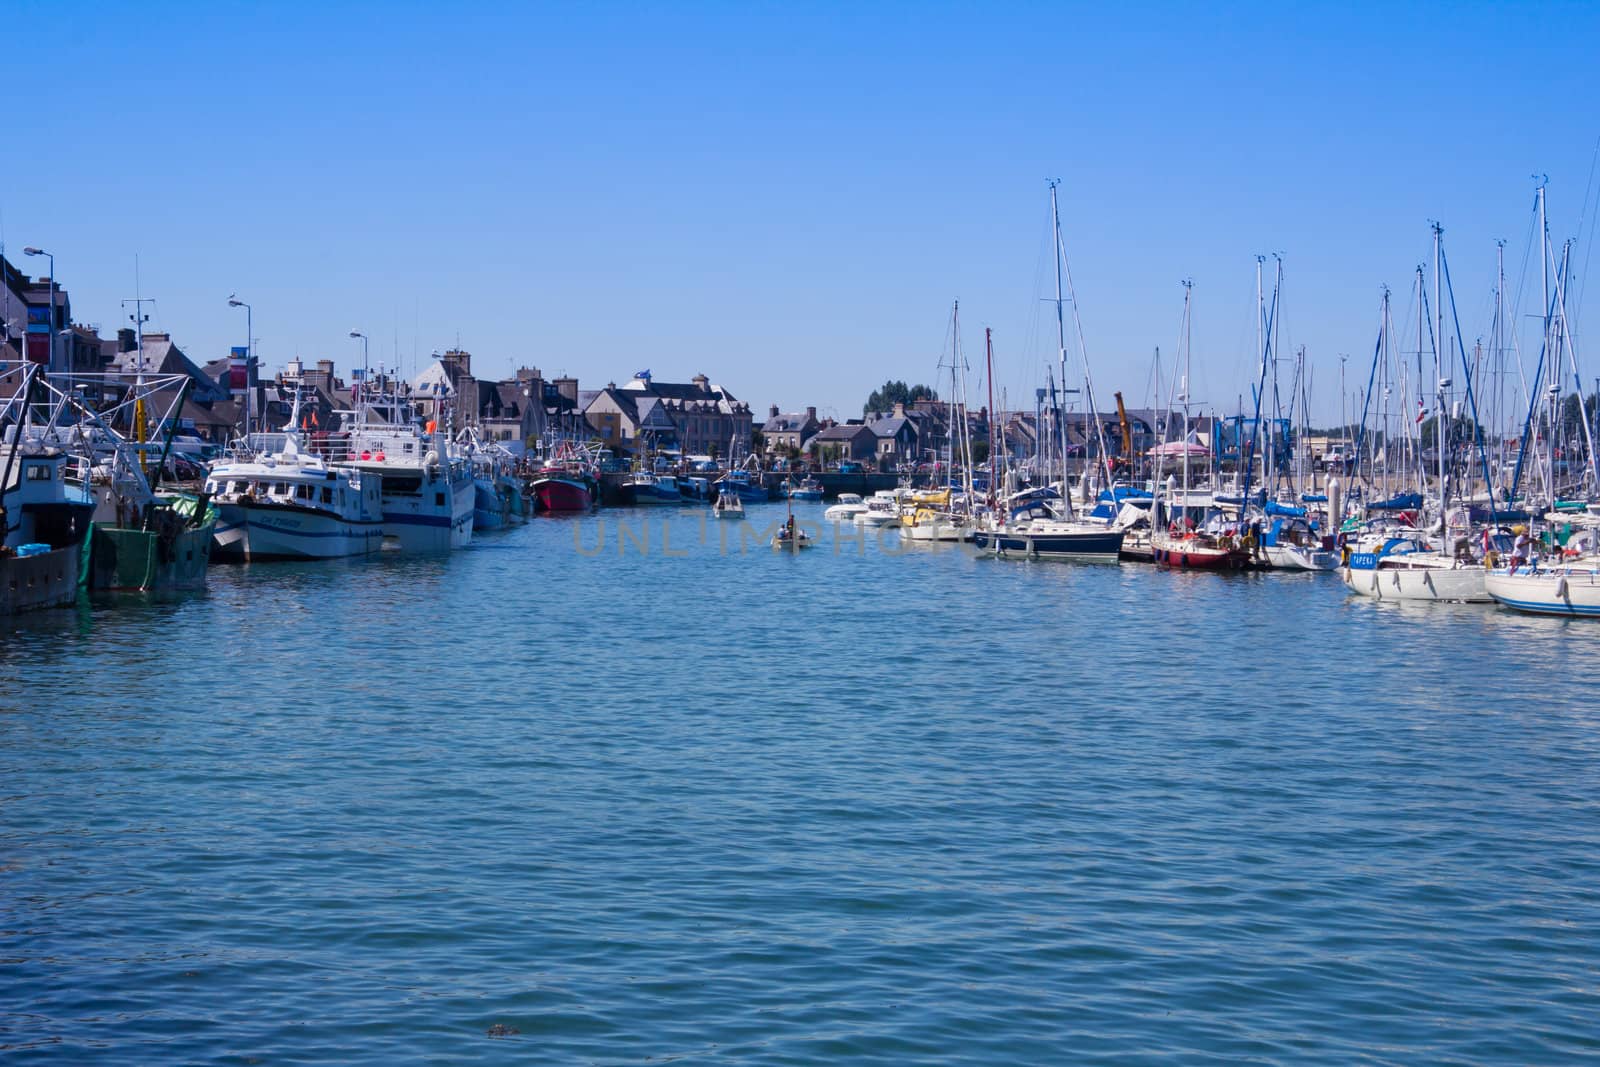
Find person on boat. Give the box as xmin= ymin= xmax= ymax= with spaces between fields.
xmin=1510 ymin=526 xmax=1530 ymax=574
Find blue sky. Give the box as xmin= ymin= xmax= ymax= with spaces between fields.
xmin=6 ymin=2 xmax=1598 ymax=426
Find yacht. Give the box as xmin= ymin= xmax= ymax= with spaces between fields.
xmin=823 ymin=492 xmax=867 ymax=523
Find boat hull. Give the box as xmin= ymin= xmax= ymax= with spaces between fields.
xmin=534 ymin=477 xmax=593 ymax=513
xmin=84 ymin=521 xmax=214 ymax=590
xmin=1264 ymin=544 xmax=1338 ymax=571
xmin=1341 ymin=555 xmax=1489 ymax=602
xmin=0 ymin=545 xmax=81 ymax=614
xmin=629 ymin=485 xmax=683 ymax=505
xmin=380 ymin=477 xmax=475 ymax=552
xmin=1485 ymin=567 xmax=1600 ymax=616
xmin=973 ymin=527 xmax=1124 ymax=562
xmin=213 ymin=501 xmax=384 ymax=561
xmin=1151 ymin=540 xmax=1254 ymax=569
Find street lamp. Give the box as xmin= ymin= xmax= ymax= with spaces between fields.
xmin=228 ymin=296 xmax=253 ymax=436
xmin=349 ymin=330 xmax=368 ymax=408
xmin=22 ymin=247 xmax=55 ymax=372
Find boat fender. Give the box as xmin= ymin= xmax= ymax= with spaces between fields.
xmin=1484 ymin=550 xmax=1499 ymax=569
xmin=424 ymin=451 xmax=439 ymax=467
xmin=1340 ymin=545 xmax=1351 ymax=566
xmin=1556 ymin=577 xmax=1569 ymax=599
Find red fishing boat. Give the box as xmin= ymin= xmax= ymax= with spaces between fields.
xmin=531 ymin=468 xmax=594 ymax=513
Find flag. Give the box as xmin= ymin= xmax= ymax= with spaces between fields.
xmin=1416 ymin=400 xmax=1425 ymax=424
xmin=633 ymin=369 xmax=651 ymax=379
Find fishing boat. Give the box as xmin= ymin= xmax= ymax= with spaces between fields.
xmin=715 ymin=466 xmax=768 ymax=504
xmin=712 ymin=488 xmax=744 ymax=519
xmin=679 ymin=475 xmax=714 ymax=502
xmin=785 ymin=476 xmax=823 ymax=501
xmin=461 ymin=436 xmax=528 ymax=531
xmin=209 ymin=391 xmax=385 ymax=560
xmin=0 ymin=442 xmax=94 ymax=613
xmin=532 ymin=467 xmax=594 ymax=512
xmin=0 ymin=365 xmax=93 ymax=611
xmin=83 ymin=493 xmax=218 ymax=591
xmin=627 ymin=470 xmax=684 ymax=505
xmin=208 ymin=438 xmax=385 ymax=561
xmin=29 ymin=364 xmax=219 ymax=591
xmin=332 ymin=385 xmax=474 ymax=552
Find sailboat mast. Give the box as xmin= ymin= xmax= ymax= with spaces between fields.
xmin=1181 ymin=280 xmax=1193 ymax=504
xmin=1050 ymin=180 xmax=1072 ymax=517
xmin=986 ymin=327 xmax=998 ymax=509
xmin=1433 ymin=222 xmax=1447 ymax=532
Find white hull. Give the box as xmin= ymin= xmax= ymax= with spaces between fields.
xmin=213 ymin=503 xmax=383 ymax=561
xmin=1265 ymin=543 xmax=1338 ymax=571
xmin=902 ymin=519 xmax=973 ymax=542
xmin=1342 ymin=557 xmax=1488 ymax=602
xmin=1485 ymin=566 xmax=1600 ymax=617
xmin=379 ymin=476 xmax=475 ymax=552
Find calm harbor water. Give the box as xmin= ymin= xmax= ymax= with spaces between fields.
xmin=3 ymin=504 xmax=1598 ymax=1064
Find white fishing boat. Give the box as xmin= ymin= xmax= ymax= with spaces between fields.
xmin=332 ymin=385 xmax=474 ymax=552
xmin=208 ymin=398 xmax=384 ymax=560
xmin=712 ymin=488 xmax=744 ymax=519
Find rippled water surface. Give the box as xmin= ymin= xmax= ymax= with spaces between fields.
xmin=3 ymin=506 xmax=1599 ymax=1064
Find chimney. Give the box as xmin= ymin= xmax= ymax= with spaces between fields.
xmin=693 ymin=373 xmax=710 ymax=392
xmin=769 ymin=403 xmax=780 ymax=418
xmin=118 ymin=328 xmax=137 ymax=353
xmin=806 ymin=406 xmax=816 ymax=421
xmin=893 ymin=401 xmax=906 ymax=417
xmin=318 ymin=359 xmax=334 ymax=376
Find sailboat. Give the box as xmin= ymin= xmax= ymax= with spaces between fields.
xmin=1150 ymin=280 xmax=1252 ymax=569
xmin=771 ymin=483 xmax=812 ymax=550
xmin=973 ymin=181 xmax=1124 ymax=563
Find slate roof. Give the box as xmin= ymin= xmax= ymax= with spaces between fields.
xmin=763 ymin=411 xmax=814 ymax=433
xmin=868 ymin=415 xmax=916 ymax=439
xmin=811 ymin=422 xmax=874 ymax=442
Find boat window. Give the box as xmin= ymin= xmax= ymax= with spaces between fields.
xmin=24 ymin=462 xmax=53 ymax=481
xmin=322 ymin=487 xmax=333 ymax=503
xmin=297 ymin=485 xmax=313 ymax=500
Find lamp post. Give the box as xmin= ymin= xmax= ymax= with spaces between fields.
xmin=228 ymin=296 xmax=252 ymax=436
xmin=349 ymin=331 xmax=368 ymax=410
xmin=22 ymin=247 xmax=55 ymax=372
